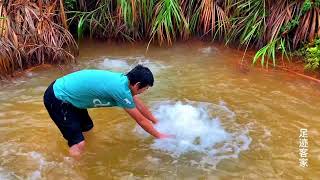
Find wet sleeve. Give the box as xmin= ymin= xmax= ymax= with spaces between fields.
xmin=111 ymin=90 xmax=136 ymax=109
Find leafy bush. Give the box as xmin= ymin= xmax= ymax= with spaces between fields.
xmin=304 ymin=39 xmax=320 ymax=71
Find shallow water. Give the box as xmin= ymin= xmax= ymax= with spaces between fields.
xmin=0 ymin=40 xmax=319 ymax=179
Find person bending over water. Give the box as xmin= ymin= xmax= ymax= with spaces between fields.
xmin=43 ymin=65 xmax=172 ymax=157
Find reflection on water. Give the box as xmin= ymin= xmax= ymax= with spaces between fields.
xmin=0 ymin=41 xmax=319 ymax=179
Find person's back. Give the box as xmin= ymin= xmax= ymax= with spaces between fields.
xmin=53 ymin=69 xmax=135 ymax=109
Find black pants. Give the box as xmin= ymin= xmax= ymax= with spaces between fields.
xmin=43 ymin=81 xmax=93 ymax=147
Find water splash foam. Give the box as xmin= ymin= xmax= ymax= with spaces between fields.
xmin=135 ymin=100 xmax=252 ymax=168
xmin=84 ymin=56 xmax=169 ymax=74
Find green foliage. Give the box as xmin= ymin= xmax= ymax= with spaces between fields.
xmin=302 ymin=0 xmax=312 ymax=14
xmin=293 ymin=38 xmax=320 ymax=71
xmin=118 ymin=0 xmax=135 ymax=28
xmin=138 ymin=0 xmax=154 ymax=36
xmin=67 ymin=2 xmax=115 ymax=40
xmin=253 ymin=38 xmax=288 ymax=67
xmin=149 ymin=0 xmax=188 ymax=45
xmin=0 ymin=16 xmax=6 ymax=34
xmin=62 ymin=0 xmax=319 ymax=70
xmin=64 ymin=0 xmax=77 ymax=11
xmin=3 ymin=0 xmax=320 ymax=78
xmin=304 ymin=39 xmax=320 ymax=70
xmin=227 ymin=0 xmax=266 ymax=47
xmin=280 ymin=18 xmax=299 ymax=34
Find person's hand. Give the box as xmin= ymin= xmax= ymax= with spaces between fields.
xmin=158 ymin=133 xmax=175 ymax=139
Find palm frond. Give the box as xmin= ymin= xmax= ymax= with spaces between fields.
xmin=0 ymin=0 xmax=78 ymax=78
xmin=148 ymin=0 xmax=188 ymax=46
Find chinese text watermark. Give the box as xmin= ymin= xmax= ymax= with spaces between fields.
xmin=299 ymin=128 xmax=308 ymax=167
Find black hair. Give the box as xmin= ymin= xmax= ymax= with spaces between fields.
xmin=126 ymin=65 xmax=154 ymax=89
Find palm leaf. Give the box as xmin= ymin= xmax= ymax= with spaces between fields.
xmin=148 ymin=0 xmax=188 ymax=47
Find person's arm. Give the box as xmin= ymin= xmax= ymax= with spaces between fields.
xmin=125 ymin=108 xmax=168 ymax=138
xmin=133 ymin=96 xmax=158 ymax=124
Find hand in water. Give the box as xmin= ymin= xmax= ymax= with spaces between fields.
xmin=158 ymin=133 xmax=175 ymax=139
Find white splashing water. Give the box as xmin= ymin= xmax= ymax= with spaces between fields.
xmin=129 ymin=58 xmax=169 ymax=74
xmin=135 ymin=101 xmax=252 ymax=168
xmin=97 ymin=57 xmax=168 ymax=74
xmin=199 ymin=47 xmax=213 ymax=54
xmin=100 ymin=58 xmax=130 ymax=71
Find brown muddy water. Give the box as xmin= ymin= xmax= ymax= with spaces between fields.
xmin=0 ymin=40 xmax=319 ymax=179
